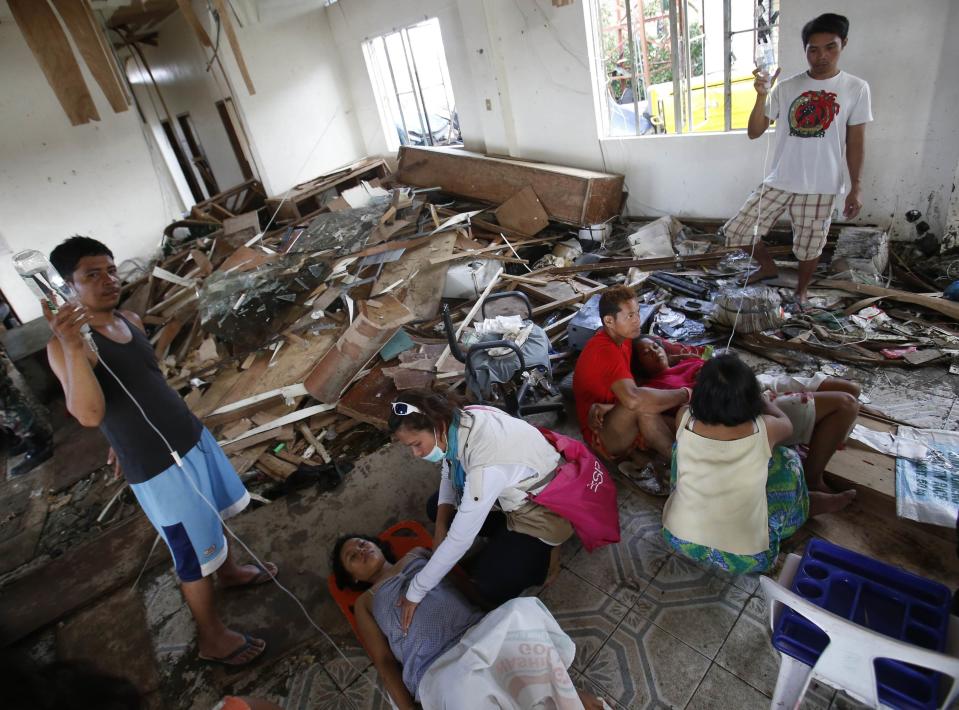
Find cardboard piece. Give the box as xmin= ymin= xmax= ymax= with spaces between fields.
xmin=494 ymin=186 xmax=550 ymax=236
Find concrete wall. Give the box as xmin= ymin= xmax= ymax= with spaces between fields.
xmin=139 ymin=10 xmax=247 ymax=197
xmin=327 ymin=0 xmax=486 ymax=156
xmin=208 ymin=0 xmax=367 ymax=195
xmin=0 ymin=2 xmax=183 ymax=323
xmin=331 ymin=0 xmax=959 ymax=238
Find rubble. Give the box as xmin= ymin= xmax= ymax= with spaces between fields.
xmin=11 ymin=149 xmax=959 ymax=596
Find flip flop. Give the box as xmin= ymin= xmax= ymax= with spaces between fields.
xmin=618 ymin=462 xmax=670 ymax=497
xmin=221 ymin=561 xmax=278 ymax=590
xmin=198 ymin=633 xmax=266 ymax=667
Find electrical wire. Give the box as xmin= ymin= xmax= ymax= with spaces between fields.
xmin=724 ymin=122 xmax=774 ymax=351
xmin=94 ymin=344 xmax=389 ymax=703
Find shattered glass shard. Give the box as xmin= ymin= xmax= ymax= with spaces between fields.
xmin=291 ymin=199 xmax=391 ymax=256
xmin=198 ymin=254 xmax=332 ymax=350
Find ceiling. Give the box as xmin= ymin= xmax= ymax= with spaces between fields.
xmin=89 ymin=0 xmax=178 ymax=34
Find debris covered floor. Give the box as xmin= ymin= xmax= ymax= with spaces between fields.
xmin=2 ymin=148 xmax=959 ymax=709
xmin=3 ymin=360 xmax=958 ymax=709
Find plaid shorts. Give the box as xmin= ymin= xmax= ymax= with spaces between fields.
xmin=723 ymin=185 xmax=835 ymax=261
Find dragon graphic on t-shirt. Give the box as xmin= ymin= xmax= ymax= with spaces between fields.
xmin=788 ymin=90 xmax=840 ymax=138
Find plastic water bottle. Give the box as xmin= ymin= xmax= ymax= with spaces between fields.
xmin=756 ymin=41 xmax=775 ymax=90
xmin=13 ymin=249 xmax=98 ymax=351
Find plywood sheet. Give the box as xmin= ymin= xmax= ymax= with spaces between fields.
xmin=8 ymin=0 xmax=99 ymax=125
xmin=336 ymin=365 xmax=397 ymax=430
xmin=372 ymin=232 xmax=456 ymax=319
xmin=396 ymin=146 xmax=623 ymax=226
xmin=805 ymin=504 xmax=959 ymax=589
xmin=57 ymin=588 xmax=160 ymax=697
xmin=0 ymin=514 xmax=162 ymax=644
xmin=50 ymin=0 xmax=130 ymax=113
xmin=494 ymin=186 xmax=549 ymax=236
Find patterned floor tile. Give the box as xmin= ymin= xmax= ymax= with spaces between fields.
xmin=343 ymin=665 xmax=393 ymax=710
xmin=311 ymin=633 xmax=371 ymax=691
xmin=573 ymin=672 xmax=630 ymax=709
xmin=565 ymin=530 xmax=672 ymax=606
xmin=617 ymin=488 xmax=667 ymax=536
xmin=287 ymin=663 xmax=345 ymax=710
xmin=715 ymin=608 xmax=782 ymax=697
xmin=583 ymin=608 xmax=711 ymax=709
xmin=686 ymin=663 xmax=770 ymax=710
xmin=538 ymin=568 xmax=631 ymax=672
xmin=637 ymin=556 xmax=749 ymax=659
xmin=321 ymin=643 xmax=373 ymax=692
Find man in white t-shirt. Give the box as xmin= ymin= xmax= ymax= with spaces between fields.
xmin=723 ymin=13 xmax=873 ymax=303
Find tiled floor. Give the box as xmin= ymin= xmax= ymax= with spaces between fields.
xmin=272 ymin=482 xmax=870 ymax=709
xmin=530 ymin=485 xmax=857 ymax=710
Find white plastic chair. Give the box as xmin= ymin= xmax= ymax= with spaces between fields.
xmin=760 ymin=553 xmax=959 ymax=709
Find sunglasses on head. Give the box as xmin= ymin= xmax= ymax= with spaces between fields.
xmin=391 ymin=401 xmax=423 ymax=416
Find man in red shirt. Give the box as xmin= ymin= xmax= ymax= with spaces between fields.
xmin=572 ymin=286 xmax=688 ymax=466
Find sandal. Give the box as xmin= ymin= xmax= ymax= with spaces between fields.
xmin=198 ymin=633 xmax=266 ymax=667
xmin=618 ymin=462 xmax=670 ymax=497
xmin=220 ymin=562 xmax=277 ymax=590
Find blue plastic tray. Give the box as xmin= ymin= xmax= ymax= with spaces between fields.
xmin=771 ymin=539 xmax=951 ymax=710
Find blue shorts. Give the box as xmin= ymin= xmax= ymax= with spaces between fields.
xmin=130 ymin=427 xmax=250 ymax=582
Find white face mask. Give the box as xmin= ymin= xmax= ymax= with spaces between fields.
xmin=422 ymin=446 xmax=445 ymax=463
xmin=421 ymin=429 xmax=446 ymax=462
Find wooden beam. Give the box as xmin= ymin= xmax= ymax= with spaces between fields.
xmin=174 ymin=0 xmax=213 ymax=47
xmin=305 ymin=296 xmax=415 ymax=403
xmin=815 ymin=279 xmax=959 ymax=322
xmin=50 ymin=0 xmax=129 ymax=114
xmin=210 ymin=0 xmax=255 ymax=95
xmin=8 ymin=0 xmax=99 ymax=126
xmin=397 ymin=146 xmax=623 ymax=226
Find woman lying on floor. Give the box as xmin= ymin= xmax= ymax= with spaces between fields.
xmin=332 ymin=535 xmax=605 ymax=710
xmin=661 ymin=354 xmax=857 ymax=575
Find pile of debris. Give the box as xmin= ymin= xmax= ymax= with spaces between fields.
xmin=114 ymin=148 xmax=959 ymax=502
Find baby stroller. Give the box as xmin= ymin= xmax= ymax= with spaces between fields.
xmin=441 ymin=291 xmax=564 ymax=420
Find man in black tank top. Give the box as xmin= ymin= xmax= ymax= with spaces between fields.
xmin=43 ymin=237 xmax=276 ymax=668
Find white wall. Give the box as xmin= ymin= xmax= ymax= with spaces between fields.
xmin=208 ymin=0 xmax=367 ymax=195
xmin=140 ymin=11 xmax=247 ymax=195
xmin=0 ymin=2 xmax=183 ymax=323
xmin=331 ymin=0 xmax=959 ymax=239
xmin=584 ymin=0 xmax=959 ymax=235
xmin=327 ymin=0 xmax=487 ymax=157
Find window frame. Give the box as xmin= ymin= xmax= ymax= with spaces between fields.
xmin=590 ymin=0 xmax=780 ymax=138
xmin=362 ymin=17 xmax=460 ymax=152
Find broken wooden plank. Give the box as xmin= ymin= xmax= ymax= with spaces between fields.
xmin=336 ymin=365 xmax=398 ymax=430
xmin=220 ymin=425 xmax=294 ymax=455
xmin=219 ymin=404 xmax=336 ymax=447
xmin=397 ymin=146 xmax=623 ymax=226
xmin=305 ymin=295 xmax=415 ymax=403
xmin=50 ymin=0 xmax=129 ymax=113
xmin=816 ymin=278 xmax=959 ymax=321
xmin=257 ymin=453 xmax=297 ymax=480
xmin=230 ymin=442 xmax=269 ymax=476
xmin=0 ymin=514 xmax=161 ymax=645
xmin=8 ymin=0 xmax=99 ymax=125
xmin=210 ymin=0 xmax=255 ymax=94
xmin=494 ymin=186 xmax=550 ymax=236
xmin=174 ymin=0 xmax=213 ymax=47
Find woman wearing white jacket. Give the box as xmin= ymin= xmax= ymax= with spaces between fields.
xmin=388 ymin=390 xmax=574 ymax=632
